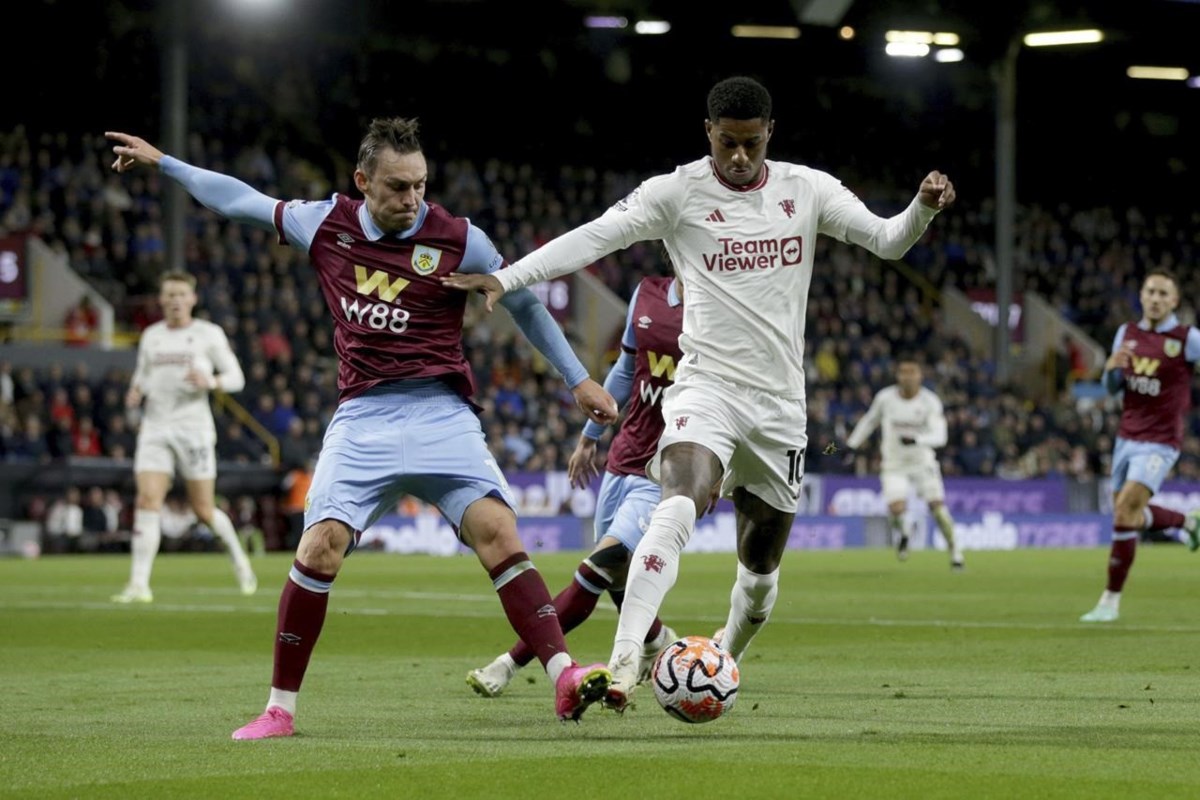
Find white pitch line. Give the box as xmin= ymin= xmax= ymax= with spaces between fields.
xmin=5 ymin=597 xmax=1200 ymax=633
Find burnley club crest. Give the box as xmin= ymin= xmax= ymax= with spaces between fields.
xmin=412 ymin=245 xmax=442 ymax=276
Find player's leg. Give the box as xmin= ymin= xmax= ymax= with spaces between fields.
xmin=233 ymin=393 xmax=408 ymax=739
xmin=606 ymin=377 xmax=736 ymax=707
xmin=457 ymin=497 xmax=610 ymax=721
xmin=922 ymin=465 xmax=961 ymax=569
xmin=113 ymin=433 xmax=172 ymax=603
xmin=881 ymin=472 xmax=911 ymax=561
xmin=607 ymin=442 xmax=723 ymax=708
xmin=182 ymin=440 xmax=257 ymax=596
xmin=232 ymin=517 xmax=352 ymax=740
xmin=1082 ymin=439 xmax=1176 ymax=622
xmin=717 ymin=487 xmax=792 ymax=664
xmin=405 ymin=399 xmax=607 ymax=721
xmin=712 ymin=388 xmax=806 ymax=664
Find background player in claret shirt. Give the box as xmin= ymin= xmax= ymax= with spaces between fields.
xmin=107 ymin=117 xmax=619 ymax=738
xmin=845 ymin=355 xmax=963 ymax=570
xmin=113 ymin=270 xmax=258 ymax=604
xmin=443 ymin=76 xmax=955 ymax=708
xmin=1080 ymin=269 xmax=1200 ymax=623
xmin=468 ymin=275 xmax=686 ymax=697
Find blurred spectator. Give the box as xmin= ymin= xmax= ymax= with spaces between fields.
xmin=280 ymin=456 xmax=314 ymax=550
xmin=72 ymin=416 xmax=102 ymax=457
xmin=63 ymin=295 xmax=99 ymax=346
xmin=81 ymin=486 xmax=108 ymax=549
xmin=44 ymin=487 xmax=83 ymax=554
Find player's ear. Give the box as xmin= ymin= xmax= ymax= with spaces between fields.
xmin=766 ymin=120 xmax=775 ymax=140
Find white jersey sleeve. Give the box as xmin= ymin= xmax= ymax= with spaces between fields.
xmin=135 ymin=319 xmax=241 ymax=433
xmin=845 ymin=391 xmax=883 ymax=451
xmin=494 ymin=171 xmax=681 ymax=292
xmin=815 ymin=172 xmax=940 ymax=261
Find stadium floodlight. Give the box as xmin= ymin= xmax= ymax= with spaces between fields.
xmin=886 ymin=30 xmax=934 ymax=44
xmin=731 ymin=25 xmax=801 ymax=39
xmin=585 ymin=15 xmax=628 ymax=29
xmin=635 ymin=20 xmax=671 ymax=35
xmin=932 ymin=32 xmax=960 ymax=46
xmin=1189 ymin=76 xmax=1200 ymax=89
xmin=838 ymin=26 xmax=855 ymax=40
xmin=885 ymin=42 xmax=930 ymax=57
xmin=1126 ymin=66 xmax=1190 ymax=80
xmin=935 ymin=48 xmax=964 ymax=63
xmin=1022 ymin=29 xmax=1104 ymax=47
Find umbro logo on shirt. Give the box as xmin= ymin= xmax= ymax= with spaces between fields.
xmin=705 ymin=209 xmax=726 ymax=223
xmin=336 ymin=233 xmax=354 ymax=251
xmin=637 ymin=315 xmax=652 ymax=329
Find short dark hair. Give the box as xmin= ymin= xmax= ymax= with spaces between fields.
xmin=358 ymin=117 xmax=422 ymax=176
xmin=1144 ymin=268 xmax=1179 ymax=291
xmin=895 ymin=351 xmax=922 ymax=366
xmin=707 ymin=77 xmax=772 ymax=122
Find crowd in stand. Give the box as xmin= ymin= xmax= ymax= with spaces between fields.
xmin=2 ymin=121 xmax=1199 ymax=547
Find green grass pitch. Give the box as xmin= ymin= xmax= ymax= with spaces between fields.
xmin=2 ymin=545 xmax=1198 ymax=799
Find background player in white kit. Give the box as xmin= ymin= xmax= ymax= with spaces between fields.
xmin=113 ymin=270 xmax=257 ymax=603
xmin=844 ymin=355 xmax=963 ymax=570
xmin=444 ymin=76 xmax=955 ymax=708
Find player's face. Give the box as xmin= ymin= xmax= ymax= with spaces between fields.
xmin=1139 ymin=275 xmax=1179 ymax=325
xmin=705 ymin=117 xmax=773 ymax=186
xmin=356 ymin=148 xmax=427 ymax=234
xmin=896 ymin=361 xmax=922 ymax=395
xmin=158 ymin=280 xmax=197 ymax=326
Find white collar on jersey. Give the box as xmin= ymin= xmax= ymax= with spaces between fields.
xmin=667 ymin=280 xmax=682 ymax=307
xmin=1137 ymin=314 xmax=1180 ymax=333
xmin=358 ymin=201 xmax=429 ymax=241
xmin=708 ymin=158 xmax=770 ymax=192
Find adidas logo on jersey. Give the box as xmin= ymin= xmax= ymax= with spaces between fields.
xmin=705 ymin=209 xmax=726 ymax=223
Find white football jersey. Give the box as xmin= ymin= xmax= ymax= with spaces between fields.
xmin=496 ymin=157 xmax=938 ymax=398
xmin=845 ymin=385 xmax=947 ymax=470
xmin=130 ymin=319 xmax=244 ymax=433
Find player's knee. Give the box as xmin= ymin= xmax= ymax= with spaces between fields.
xmin=1113 ymin=505 xmax=1144 ymax=529
xmin=296 ymin=520 xmax=351 ymax=572
xmin=135 ymin=494 xmax=163 ymax=511
xmin=587 ymin=541 xmax=631 ymax=576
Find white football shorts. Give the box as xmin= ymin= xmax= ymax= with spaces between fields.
xmin=648 ymin=370 xmax=808 ymax=514
xmin=134 ymin=425 xmax=218 ymax=481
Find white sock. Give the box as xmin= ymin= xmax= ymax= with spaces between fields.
xmin=129 ymin=509 xmax=161 ymax=589
xmin=721 ymin=562 xmax=780 ymax=663
xmin=497 ymin=652 xmax=519 ymax=674
xmin=268 ymin=688 xmax=298 ymax=715
xmin=1099 ymin=589 xmax=1121 ymax=609
xmin=546 ymin=652 xmax=572 ymax=684
xmin=610 ymin=495 xmax=695 ymax=671
xmin=210 ymin=508 xmax=254 ymax=582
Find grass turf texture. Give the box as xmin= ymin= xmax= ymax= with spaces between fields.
xmin=1 ymin=547 xmax=1197 ymax=799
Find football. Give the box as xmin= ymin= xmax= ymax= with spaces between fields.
xmin=651 ymin=635 xmax=740 ymax=723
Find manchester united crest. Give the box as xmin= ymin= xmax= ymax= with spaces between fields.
xmin=1164 ymin=339 xmax=1182 ymax=358
xmin=412 ymin=245 xmax=442 ymax=276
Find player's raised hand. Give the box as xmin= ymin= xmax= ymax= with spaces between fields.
xmin=124 ymin=385 xmax=143 ymax=409
xmin=567 ymin=435 xmax=603 ymax=489
xmin=105 ymin=131 xmax=165 ymax=173
xmin=571 ymin=378 xmax=619 ymax=426
xmin=917 ymin=171 xmax=956 ymax=210
xmin=1106 ymin=340 xmax=1135 ymax=371
xmin=441 ymin=272 xmax=504 ymax=312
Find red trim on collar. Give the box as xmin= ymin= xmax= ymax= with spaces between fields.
xmin=710 ymin=159 xmax=769 ymax=192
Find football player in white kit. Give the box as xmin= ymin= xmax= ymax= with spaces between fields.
xmin=845 ymin=355 xmax=963 ymax=569
xmin=112 ymin=270 xmax=258 ymax=603
xmin=443 ymin=76 xmax=955 ymax=707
